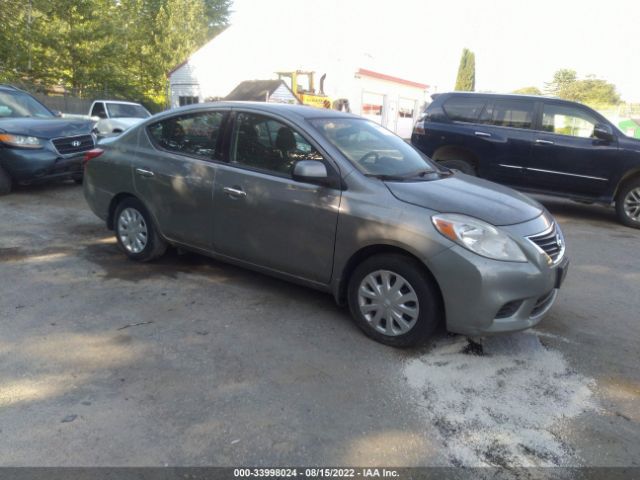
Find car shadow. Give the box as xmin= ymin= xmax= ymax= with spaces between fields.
xmin=531 ymin=194 xmax=621 ymax=228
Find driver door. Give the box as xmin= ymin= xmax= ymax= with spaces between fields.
xmin=212 ymin=111 xmax=341 ymax=284
xmin=526 ymin=101 xmax=617 ymax=196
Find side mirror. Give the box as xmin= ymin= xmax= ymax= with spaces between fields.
xmin=292 ymin=160 xmax=334 ymax=187
xmin=594 ymin=123 xmax=614 ymax=142
xmin=54 ymin=110 xmax=63 ymax=118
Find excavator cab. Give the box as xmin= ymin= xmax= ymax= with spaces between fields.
xmin=276 ymin=71 xmax=330 ymax=109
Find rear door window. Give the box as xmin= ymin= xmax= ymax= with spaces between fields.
xmin=147 ymin=110 xmax=226 ymax=160
xmin=442 ymin=97 xmax=487 ymax=123
xmin=486 ymin=99 xmax=534 ymax=129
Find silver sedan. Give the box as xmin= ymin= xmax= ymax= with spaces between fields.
xmin=83 ymin=102 xmax=569 ymax=347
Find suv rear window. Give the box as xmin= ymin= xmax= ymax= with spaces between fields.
xmin=442 ymin=97 xmax=487 ymax=123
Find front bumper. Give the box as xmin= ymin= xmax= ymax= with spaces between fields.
xmin=0 ymin=147 xmax=85 ymax=183
xmin=427 ymin=216 xmax=569 ymax=336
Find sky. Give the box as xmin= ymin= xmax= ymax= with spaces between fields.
xmin=229 ymin=0 xmax=640 ymax=102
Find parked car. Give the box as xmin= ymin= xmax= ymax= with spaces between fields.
xmin=84 ymin=102 xmax=569 ymax=347
xmin=89 ymin=100 xmax=151 ymax=136
xmin=0 ymin=84 xmax=96 ymax=195
xmin=411 ymin=92 xmax=640 ymax=228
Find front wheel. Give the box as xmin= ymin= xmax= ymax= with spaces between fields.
xmin=616 ymin=179 xmax=640 ymax=228
xmin=114 ymin=197 xmax=167 ymax=261
xmin=347 ymin=254 xmax=442 ymax=347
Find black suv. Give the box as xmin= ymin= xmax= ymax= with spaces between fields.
xmin=0 ymin=84 xmax=95 ymax=195
xmin=411 ymin=92 xmax=640 ymax=228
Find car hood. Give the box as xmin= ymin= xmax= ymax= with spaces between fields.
xmin=0 ymin=117 xmax=94 ymax=139
xmin=385 ymin=173 xmax=543 ymax=226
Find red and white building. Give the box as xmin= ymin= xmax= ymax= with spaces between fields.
xmin=168 ymin=25 xmax=432 ymax=138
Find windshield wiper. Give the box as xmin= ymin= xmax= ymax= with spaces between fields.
xmin=405 ymin=168 xmax=436 ymax=178
xmin=364 ymin=173 xmax=408 ymax=181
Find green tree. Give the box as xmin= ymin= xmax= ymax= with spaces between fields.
xmin=454 ymin=48 xmax=475 ymax=91
xmin=0 ymin=0 xmax=231 ymax=110
xmin=544 ymin=68 xmax=577 ymax=96
xmin=544 ymin=69 xmax=620 ymax=106
xmin=0 ymin=0 xmax=29 ymax=78
xmin=512 ymin=86 xmax=542 ymax=95
xmin=202 ymin=0 xmax=232 ymax=38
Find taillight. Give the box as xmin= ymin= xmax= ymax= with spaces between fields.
xmin=83 ymin=148 xmax=104 ymax=168
xmin=413 ymin=118 xmax=426 ymax=135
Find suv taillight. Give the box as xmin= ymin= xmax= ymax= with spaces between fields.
xmin=413 ymin=116 xmax=426 ymax=135
xmin=83 ymin=148 xmax=104 ymax=168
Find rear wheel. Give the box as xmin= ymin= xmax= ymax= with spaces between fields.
xmin=347 ymin=254 xmax=441 ymax=347
xmin=0 ymin=165 xmax=12 ymax=195
xmin=114 ymin=197 xmax=167 ymax=261
xmin=438 ymin=159 xmax=476 ymax=175
xmin=616 ymin=178 xmax=640 ymax=228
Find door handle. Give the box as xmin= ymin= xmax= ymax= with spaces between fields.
xmin=135 ymin=168 xmax=155 ymax=177
xmin=474 ymin=131 xmax=491 ymax=137
xmin=223 ymin=186 xmax=247 ymax=198
xmin=535 ymin=139 xmax=555 ymax=145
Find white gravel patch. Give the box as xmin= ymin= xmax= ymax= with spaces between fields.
xmin=402 ymin=333 xmax=596 ymax=467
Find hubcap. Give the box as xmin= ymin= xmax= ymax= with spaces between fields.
xmin=117 ymin=207 xmax=148 ymax=254
xmin=624 ymin=188 xmax=640 ymax=221
xmin=357 ymin=270 xmax=419 ymax=336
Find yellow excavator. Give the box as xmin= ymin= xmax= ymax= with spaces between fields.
xmin=276 ymin=71 xmax=350 ymax=112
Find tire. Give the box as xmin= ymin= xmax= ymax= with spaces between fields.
xmin=73 ymin=174 xmax=83 ymax=185
xmin=615 ymin=178 xmax=640 ymax=229
xmin=347 ymin=253 xmax=442 ymax=347
xmin=438 ymin=159 xmax=476 ymax=175
xmin=0 ymin=165 xmax=12 ymax=195
xmin=114 ymin=197 xmax=167 ymax=261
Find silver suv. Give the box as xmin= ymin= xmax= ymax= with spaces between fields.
xmin=84 ymin=102 xmax=569 ymax=347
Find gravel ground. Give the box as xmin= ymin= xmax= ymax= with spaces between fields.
xmin=0 ymin=182 xmax=638 ymax=468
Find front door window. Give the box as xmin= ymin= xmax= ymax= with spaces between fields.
xmin=541 ymin=104 xmax=597 ymax=138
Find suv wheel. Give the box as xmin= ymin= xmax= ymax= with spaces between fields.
xmin=616 ymin=178 xmax=640 ymax=228
xmin=438 ymin=159 xmax=476 ymax=175
xmin=114 ymin=197 xmax=167 ymax=261
xmin=0 ymin=165 xmax=12 ymax=195
xmin=347 ymin=254 xmax=441 ymax=347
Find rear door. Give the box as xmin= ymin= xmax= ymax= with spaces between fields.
xmin=133 ymin=108 xmax=228 ymax=249
xmin=526 ymin=101 xmax=618 ymax=197
xmin=211 ymin=110 xmax=341 ymax=284
xmin=472 ymin=97 xmax=536 ymax=187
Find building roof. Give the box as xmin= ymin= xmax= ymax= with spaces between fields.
xmin=356 ymin=68 xmax=429 ymax=90
xmin=225 ymin=80 xmax=297 ymax=102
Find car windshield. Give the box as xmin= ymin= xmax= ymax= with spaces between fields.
xmin=106 ymin=103 xmax=150 ymax=119
xmin=0 ymin=91 xmax=53 ymax=119
xmin=310 ymin=118 xmax=436 ymax=178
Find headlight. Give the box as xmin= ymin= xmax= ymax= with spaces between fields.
xmin=432 ymin=213 xmax=527 ymax=262
xmin=0 ymin=133 xmax=43 ymax=149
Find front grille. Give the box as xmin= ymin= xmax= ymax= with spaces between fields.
xmin=530 ymin=290 xmax=556 ymax=318
xmin=527 ymin=223 xmax=564 ymax=264
xmin=52 ymin=134 xmax=94 ymax=155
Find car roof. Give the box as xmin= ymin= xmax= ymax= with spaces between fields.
xmin=94 ymin=99 xmax=144 ymax=106
xmin=0 ymin=84 xmax=21 ymax=92
xmin=166 ymin=101 xmax=359 ymax=121
xmin=437 ymin=91 xmax=561 ymax=102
